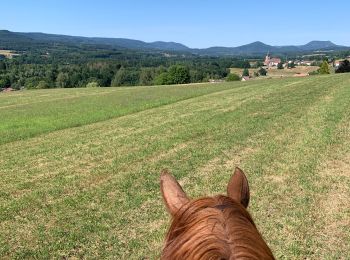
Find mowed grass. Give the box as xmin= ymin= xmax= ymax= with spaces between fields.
xmin=0 ymin=83 xmax=235 ymax=144
xmin=0 ymin=74 xmax=350 ymax=259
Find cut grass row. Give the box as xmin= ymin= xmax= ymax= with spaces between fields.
xmin=0 ymin=82 xmax=243 ymax=145
xmin=0 ymin=74 xmax=349 ymax=258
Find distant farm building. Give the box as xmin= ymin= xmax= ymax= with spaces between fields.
xmin=334 ymin=60 xmax=342 ymax=67
xmin=335 ymin=59 xmax=350 ymax=68
xmin=264 ymin=54 xmax=281 ymax=67
xmin=301 ymin=61 xmax=312 ymax=66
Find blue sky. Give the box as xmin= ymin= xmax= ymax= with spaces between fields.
xmin=1 ymin=0 xmax=349 ymax=48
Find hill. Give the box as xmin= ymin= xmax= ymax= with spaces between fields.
xmin=300 ymin=40 xmax=338 ymax=50
xmin=196 ymin=40 xmax=349 ymax=55
xmin=17 ymin=32 xmax=190 ymax=51
xmin=1 ymin=29 xmax=349 ymax=55
xmin=0 ymin=74 xmax=349 ymax=258
xmin=0 ymin=30 xmax=190 ymax=52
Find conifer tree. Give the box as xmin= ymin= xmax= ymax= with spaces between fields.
xmin=319 ymin=60 xmax=330 ymax=74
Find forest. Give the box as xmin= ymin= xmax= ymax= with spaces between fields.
xmin=0 ymin=43 xmax=256 ymax=89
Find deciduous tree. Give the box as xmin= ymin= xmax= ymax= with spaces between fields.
xmin=226 ymin=73 xmax=240 ymax=81
xmin=167 ymin=65 xmax=190 ymax=84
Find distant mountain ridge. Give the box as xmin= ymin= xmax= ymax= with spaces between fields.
xmin=194 ymin=40 xmax=349 ymax=55
xmin=0 ymin=30 xmax=190 ymax=52
xmin=0 ymin=30 xmax=349 ymax=55
xmin=16 ymin=32 xmax=190 ymax=51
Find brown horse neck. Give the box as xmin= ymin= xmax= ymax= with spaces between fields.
xmin=162 ymin=195 xmax=274 ymax=260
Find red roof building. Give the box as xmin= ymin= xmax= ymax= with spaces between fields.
xmin=264 ymin=54 xmax=281 ymax=67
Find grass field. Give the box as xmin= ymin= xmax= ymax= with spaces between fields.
xmin=1 ymin=74 xmax=350 ymax=259
xmin=230 ymin=66 xmax=320 ymax=78
xmin=0 ymin=50 xmax=20 ymax=58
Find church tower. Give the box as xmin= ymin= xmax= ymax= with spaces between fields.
xmin=264 ymin=52 xmax=270 ymax=67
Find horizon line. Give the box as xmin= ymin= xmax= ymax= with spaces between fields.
xmin=1 ymin=28 xmax=347 ymax=49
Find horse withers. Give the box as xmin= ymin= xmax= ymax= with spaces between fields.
xmin=160 ymin=167 xmax=274 ymax=259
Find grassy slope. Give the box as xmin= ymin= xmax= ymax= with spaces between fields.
xmin=0 ymin=75 xmax=349 ymax=259
xmin=0 ymin=83 xmax=238 ymax=145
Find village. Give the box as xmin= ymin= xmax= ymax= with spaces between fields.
xmin=263 ymin=53 xmax=349 ymax=69
xmin=230 ymin=53 xmax=350 ymax=81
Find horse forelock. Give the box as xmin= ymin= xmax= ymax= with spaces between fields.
xmin=162 ymin=195 xmax=274 ymax=260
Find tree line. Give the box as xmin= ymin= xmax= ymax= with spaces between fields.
xmin=0 ymin=48 xmax=254 ymax=89
xmin=2 ymin=43 xmax=348 ymax=90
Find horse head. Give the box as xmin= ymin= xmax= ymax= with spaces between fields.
xmin=160 ymin=167 xmax=274 ymax=260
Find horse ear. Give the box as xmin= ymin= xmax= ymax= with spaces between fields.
xmin=160 ymin=170 xmax=190 ymax=216
xmin=227 ymin=167 xmax=250 ymax=208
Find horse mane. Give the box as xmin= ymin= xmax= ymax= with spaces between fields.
xmin=162 ymin=195 xmax=274 ymax=260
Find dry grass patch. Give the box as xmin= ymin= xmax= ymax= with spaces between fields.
xmin=314 ymin=155 xmax=350 ymax=259
xmin=313 ymin=117 xmax=350 ymax=258
xmin=230 ymin=66 xmax=319 ymax=79
xmin=0 ymin=49 xmax=19 ymax=58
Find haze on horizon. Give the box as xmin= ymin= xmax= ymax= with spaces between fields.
xmin=1 ymin=0 xmax=349 ymax=48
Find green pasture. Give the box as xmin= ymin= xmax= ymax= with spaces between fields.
xmin=0 ymin=74 xmax=349 ymax=259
